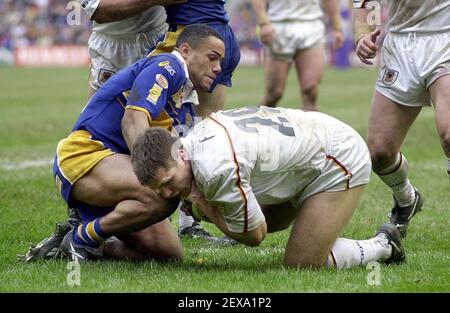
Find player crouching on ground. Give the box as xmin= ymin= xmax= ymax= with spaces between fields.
xmin=24 ymin=24 xmax=225 ymax=263
xmin=132 ymin=106 xmax=405 ymax=269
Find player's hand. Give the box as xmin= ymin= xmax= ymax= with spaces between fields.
xmin=259 ymin=23 xmax=276 ymax=47
xmin=356 ymin=29 xmax=381 ymax=65
xmin=331 ymin=29 xmax=345 ymax=50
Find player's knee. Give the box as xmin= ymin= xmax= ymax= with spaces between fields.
xmin=301 ymin=83 xmax=319 ymax=101
xmin=266 ymin=87 xmax=284 ymax=105
xmin=438 ymin=127 xmax=450 ymax=151
xmin=368 ymin=141 xmax=397 ymax=170
xmin=135 ymin=228 xmax=183 ymax=261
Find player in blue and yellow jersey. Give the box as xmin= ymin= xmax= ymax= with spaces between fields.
xmin=150 ymin=1 xmax=241 ymax=239
xmin=53 ymin=24 xmax=224 ymax=262
xmin=152 ymin=1 xmax=240 ymax=116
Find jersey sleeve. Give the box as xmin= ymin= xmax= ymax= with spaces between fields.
xmin=125 ymin=60 xmax=184 ymax=123
xmin=78 ymin=0 xmax=101 ymax=19
xmin=198 ymin=163 xmax=266 ymax=234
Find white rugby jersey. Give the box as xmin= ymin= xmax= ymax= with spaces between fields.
xmin=182 ymin=107 xmax=338 ymax=233
xmin=267 ymin=0 xmax=323 ymax=22
xmin=78 ymin=0 xmax=166 ymax=35
xmin=353 ymin=0 xmax=450 ymax=33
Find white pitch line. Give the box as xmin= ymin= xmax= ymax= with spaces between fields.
xmin=0 ymin=158 xmax=53 ymax=171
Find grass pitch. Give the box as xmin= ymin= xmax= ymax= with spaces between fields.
xmin=0 ymin=66 xmax=449 ymax=292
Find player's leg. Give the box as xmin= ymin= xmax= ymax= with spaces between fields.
xmin=260 ymin=202 xmax=298 ymax=233
xmin=368 ymin=91 xmax=423 ymax=236
xmin=429 ymin=74 xmax=450 ymax=179
xmin=284 ymin=186 xmax=403 ymax=269
xmin=117 ymin=219 xmax=183 ymax=261
xmin=294 ymin=44 xmax=325 ymax=111
xmin=61 ymin=153 xmax=182 ymax=261
xmin=260 ymin=54 xmax=291 ymax=107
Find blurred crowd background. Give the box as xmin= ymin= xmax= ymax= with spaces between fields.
xmin=0 ymin=0 xmax=383 ymax=67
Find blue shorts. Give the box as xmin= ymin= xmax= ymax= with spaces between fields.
xmin=53 ymin=130 xmax=115 ymax=222
xmin=148 ymin=23 xmax=241 ymax=92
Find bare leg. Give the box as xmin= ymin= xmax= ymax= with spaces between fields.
xmin=260 ymin=54 xmax=291 ymax=107
xmin=429 ymin=75 xmax=450 ymax=160
xmin=294 ymin=45 xmax=325 ymax=111
xmin=284 ymin=186 xmax=364 ymax=268
xmin=367 ymin=92 xmax=421 ymax=172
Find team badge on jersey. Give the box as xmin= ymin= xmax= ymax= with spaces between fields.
xmin=382 ymin=69 xmax=399 ymax=86
xmin=155 ymin=74 xmax=168 ymax=89
xmin=98 ymin=69 xmax=115 ymax=85
xmin=147 ymin=83 xmax=163 ymax=104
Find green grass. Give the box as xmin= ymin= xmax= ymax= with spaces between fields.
xmin=0 ymin=66 xmax=449 ymax=292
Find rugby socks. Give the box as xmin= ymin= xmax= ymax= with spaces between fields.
xmin=326 ymin=235 xmax=392 ymax=269
xmin=179 ymin=207 xmax=196 ymax=230
xmin=377 ymin=152 xmax=415 ymax=207
xmin=73 ymin=218 xmax=108 ymax=248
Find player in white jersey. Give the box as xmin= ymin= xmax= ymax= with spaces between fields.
xmin=353 ymin=0 xmax=450 ymax=237
xmin=251 ymin=0 xmax=344 ymax=111
xmin=131 ymin=106 xmax=406 ymax=269
xmin=80 ymin=0 xmax=186 ymax=95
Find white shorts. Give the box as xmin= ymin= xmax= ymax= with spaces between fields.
xmin=265 ymin=19 xmax=325 ymax=61
xmin=376 ymin=31 xmax=450 ymax=107
xmin=88 ymin=23 xmax=168 ymax=90
xmin=291 ymin=113 xmax=372 ymax=207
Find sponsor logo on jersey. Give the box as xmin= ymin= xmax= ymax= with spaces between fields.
xmin=158 ymin=61 xmax=176 ymax=76
xmin=172 ymin=87 xmax=183 ymax=108
xmin=98 ymin=69 xmax=115 ymax=85
xmin=382 ymin=69 xmax=399 ymax=86
xmin=155 ymin=74 xmax=169 ymax=89
xmin=147 ymin=83 xmax=163 ymax=104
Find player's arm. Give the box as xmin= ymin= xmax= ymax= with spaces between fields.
xmin=186 ymin=181 xmax=267 ymax=246
xmin=122 ymin=60 xmax=181 ymax=150
xmin=81 ymin=0 xmax=186 ymax=23
xmin=321 ymin=0 xmax=344 ymax=49
xmin=352 ymin=0 xmax=381 ymax=65
xmin=251 ymin=0 xmax=275 ymax=47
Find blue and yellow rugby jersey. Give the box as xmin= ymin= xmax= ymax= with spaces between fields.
xmin=72 ymin=51 xmax=196 ymax=154
xmin=165 ymin=0 xmax=229 ymax=25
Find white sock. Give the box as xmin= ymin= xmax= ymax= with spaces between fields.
xmin=377 ymin=153 xmax=415 ymax=207
xmin=327 ymin=235 xmax=392 ymax=269
xmin=178 ymin=207 xmax=195 ymax=230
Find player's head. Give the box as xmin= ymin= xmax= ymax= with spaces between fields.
xmin=132 ymin=128 xmax=193 ymax=199
xmin=176 ymin=24 xmax=225 ymax=91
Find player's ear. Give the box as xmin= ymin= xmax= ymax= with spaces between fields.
xmin=179 ymin=149 xmax=190 ymax=162
xmin=178 ymin=43 xmax=192 ymax=59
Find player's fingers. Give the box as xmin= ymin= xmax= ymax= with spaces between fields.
xmin=358 ymin=54 xmax=374 ymax=65
xmin=370 ymin=29 xmax=381 ymax=42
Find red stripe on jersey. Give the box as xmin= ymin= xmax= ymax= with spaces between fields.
xmin=208 ymin=116 xmax=249 ymax=233
xmin=326 ymin=155 xmax=353 ymax=190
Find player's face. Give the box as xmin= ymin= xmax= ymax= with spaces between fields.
xmin=186 ymin=36 xmax=225 ymax=91
xmin=151 ymin=157 xmax=193 ymax=199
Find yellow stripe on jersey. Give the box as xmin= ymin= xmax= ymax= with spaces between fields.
xmin=147 ymin=25 xmax=186 ymax=57
xmin=56 ymin=130 xmax=114 ymax=185
xmin=152 ymin=110 xmax=175 ymax=131
xmin=125 ymin=105 xmax=153 ymax=124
